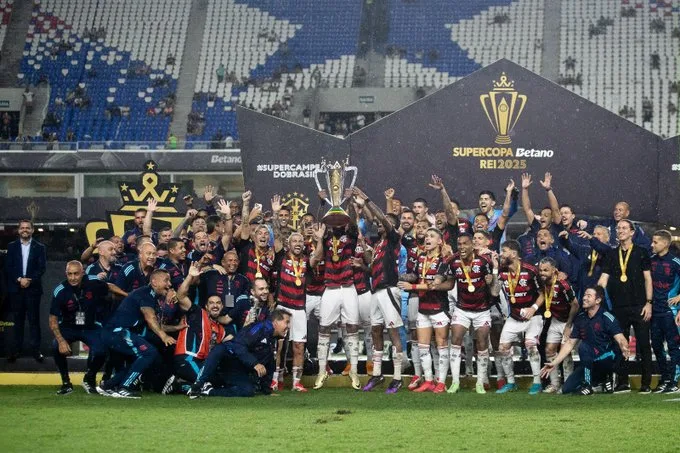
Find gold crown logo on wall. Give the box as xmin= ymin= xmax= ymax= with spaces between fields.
xmin=118 ymin=160 xmax=179 ymax=212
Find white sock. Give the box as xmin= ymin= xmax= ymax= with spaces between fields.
xmin=318 ymin=334 xmax=330 ymax=374
xmin=437 ymin=346 xmax=450 ymax=383
xmin=393 ymin=350 xmax=403 ymax=380
xmin=419 ymin=344 xmax=433 ymax=382
xmin=431 ymin=341 xmax=439 ymax=365
xmin=528 ymin=346 xmax=541 ymax=384
xmin=372 ymin=349 xmax=383 ymax=376
xmin=502 ymin=350 xmax=515 ymax=384
xmin=449 ymin=345 xmax=462 ymax=385
xmin=292 ymin=366 xmax=303 ymax=385
xmin=477 ymin=349 xmax=489 ymax=385
xmin=363 ymin=323 xmax=373 ymax=361
xmin=411 ymin=343 xmax=423 ymax=377
xmin=272 ymin=369 xmax=279 ymax=382
xmin=463 ymin=334 xmax=474 ymax=375
xmin=563 ymin=353 xmax=574 ymax=382
xmin=494 ymin=352 xmax=506 ymax=379
xmin=547 ymin=354 xmax=559 ymax=387
xmin=346 ymin=333 xmax=359 ymax=374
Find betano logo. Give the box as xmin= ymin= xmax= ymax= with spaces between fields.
xmin=479 ymin=72 xmax=527 ymax=145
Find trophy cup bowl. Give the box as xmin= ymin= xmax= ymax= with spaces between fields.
xmin=313 ymin=158 xmax=357 ymax=227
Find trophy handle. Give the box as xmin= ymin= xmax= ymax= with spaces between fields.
xmin=340 ymin=166 xmax=358 ymax=204
xmin=313 ymin=169 xmax=332 ymax=205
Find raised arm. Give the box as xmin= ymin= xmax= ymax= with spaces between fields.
xmin=176 ymin=263 xmax=201 ymax=311
xmin=143 ymin=198 xmax=157 ymax=237
xmin=429 ymin=174 xmax=458 ymax=226
xmin=215 ymin=199 xmax=233 ymax=250
xmin=173 ymin=208 xmax=197 ymax=238
xmin=520 ymin=172 xmax=536 ymax=225
xmin=384 ymin=188 xmax=395 ymax=215
xmin=240 ymin=190 xmax=252 ymax=241
xmin=539 ymin=172 xmax=561 ymax=225
xmin=309 ymin=223 xmax=326 ymax=267
xmin=353 ymin=186 xmax=392 ymax=232
xmin=497 ymin=179 xmax=515 ymax=231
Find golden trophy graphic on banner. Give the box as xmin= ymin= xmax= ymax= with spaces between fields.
xmin=313 ymin=157 xmax=358 ymax=227
xmin=480 ymin=72 xmax=527 ymax=145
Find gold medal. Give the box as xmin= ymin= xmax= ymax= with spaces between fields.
xmin=467 ymin=284 xmax=475 ymax=293
xmin=510 ymin=296 xmax=517 ymax=304
xmin=618 ymin=245 xmax=633 ymax=285
xmin=620 ymin=275 xmax=628 ymax=282
xmin=544 ymin=310 xmax=552 ymax=319
xmin=255 ymin=272 xmax=262 ymax=278
xmin=295 ymin=278 xmax=302 ymax=287
xmin=332 ymin=254 xmax=340 ymax=263
xmin=543 ymin=277 xmax=556 ymax=320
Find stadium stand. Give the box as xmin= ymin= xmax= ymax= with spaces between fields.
xmin=0 ymin=0 xmax=12 ymax=50
xmin=18 ymin=0 xmax=190 ymax=145
xmin=187 ymin=0 xmax=362 ymax=142
xmin=384 ymin=0 xmax=544 ymax=88
xmin=560 ymin=0 xmax=679 ymax=138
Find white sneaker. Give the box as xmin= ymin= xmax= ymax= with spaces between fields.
xmin=543 ymin=384 xmax=560 ymax=394
xmin=349 ymin=371 xmax=361 ymax=390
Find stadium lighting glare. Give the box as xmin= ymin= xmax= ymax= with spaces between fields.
xmin=69 ymin=228 xmax=75 ymax=232
xmin=670 ymin=226 xmax=677 ymax=231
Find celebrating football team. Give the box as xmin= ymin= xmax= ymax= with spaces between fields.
xmin=36 ymin=172 xmax=680 ymax=398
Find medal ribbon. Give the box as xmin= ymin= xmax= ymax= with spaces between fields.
xmin=421 ymin=253 xmax=439 ymax=283
xmin=461 ymin=256 xmax=475 ymax=289
xmin=618 ymin=245 xmax=633 ymax=280
xmin=507 ymin=265 xmax=521 ymax=303
xmin=543 ymin=277 xmax=556 ymax=313
xmin=588 ymin=250 xmax=598 ymax=277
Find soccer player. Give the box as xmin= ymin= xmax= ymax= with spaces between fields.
xmin=188 ymin=308 xmax=291 ymax=398
xmin=398 ymin=228 xmax=450 ymax=393
xmin=313 ymin=198 xmax=362 ymax=391
xmin=49 ymin=261 xmax=110 ymax=395
xmin=97 ymin=269 xmax=177 ymax=398
xmin=495 ymin=240 xmax=545 ymax=394
xmin=525 ymin=228 xmax=574 ymax=281
xmin=597 ymin=219 xmax=653 ymax=393
xmin=469 ymin=186 xmax=517 ymax=243
xmin=541 ymin=286 xmax=630 ymax=395
xmin=446 ymin=233 xmax=500 ymax=394
xmin=350 ymin=232 xmax=374 ymax=376
xmin=354 ymin=187 xmax=405 ymax=394
xmin=274 ymin=231 xmax=323 ymax=392
xmin=520 ymin=172 xmax=562 ymax=250
xmin=428 ymin=174 xmax=465 ymax=251
xmin=302 ymin=216 xmax=325 ymax=357
xmin=537 ymin=257 xmax=579 ymax=393
xmin=235 ymin=191 xmax=279 ymax=285
xmin=648 ymin=230 xmax=680 ymax=393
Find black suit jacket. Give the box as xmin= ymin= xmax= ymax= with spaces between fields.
xmin=5 ymin=238 xmax=47 ymax=295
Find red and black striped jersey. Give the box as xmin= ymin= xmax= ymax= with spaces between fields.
xmin=304 ymin=239 xmax=325 ymax=296
xmin=442 ymin=220 xmax=472 ymax=250
xmin=499 ymin=261 xmax=541 ymax=321
xmin=448 ymin=254 xmax=493 ymax=312
xmin=275 ymin=253 xmax=308 ymax=310
xmin=323 ymin=231 xmax=357 ymax=287
xmin=541 ymin=279 xmax=576 ymax=323
xmin=175 ymin=304 xmax=226 ymax=360
xmin=407 ymin=243 xmax=426 ymax=274
xmin=415 ymin=254 xmax=449 ymax=314
xmin=235 ymin=240 xmax=276 ymax=284
xmin=353 ymin=244 xmax=371 ymax=295
xmin=402 ymin=233 xmax=417 ymax=250
xmin=370 ymin=229 xmax=401 ymax=291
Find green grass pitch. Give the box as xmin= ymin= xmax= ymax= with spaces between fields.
xmin=1 ymin=386 xmax=679 ymax=452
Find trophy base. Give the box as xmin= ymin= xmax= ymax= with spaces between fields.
xmin=322 ymin=207 xmax=350 ymax=228
xmin=495 ymin=135 xmax=512 ymax=145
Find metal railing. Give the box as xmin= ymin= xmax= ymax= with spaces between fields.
xmin=0 ymin=140 xmax=240 ymax=151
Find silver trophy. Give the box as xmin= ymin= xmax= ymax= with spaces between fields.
xmin=313 ymin=157 xmax=358 ymax=227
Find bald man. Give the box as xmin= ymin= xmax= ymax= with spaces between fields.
xmin=581 ymin=202 xmax=651 ymax=250
xmin=114 ymin=242 xmax=158 ymax=295
xmin=50 ymin=261 xmax=110 ymax=395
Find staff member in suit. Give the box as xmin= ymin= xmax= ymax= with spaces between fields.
xmin=5 ymin=219 xmax=47 ymax=362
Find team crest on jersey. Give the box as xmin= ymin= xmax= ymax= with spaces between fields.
xmin=519 ymin=278 xmax=527 ymax=287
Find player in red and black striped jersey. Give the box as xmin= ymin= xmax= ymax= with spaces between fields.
xmin=495 ymin=240 xmax=545 ymax=394
xmin=314 ymin=200 xmax=363 ymax=391
xmin=274 ymin=232 xmax=323 ymax=392
xmin=354 ymin=187 xmax=405 ymax=394
xmin=350 ymin=234 xmax=374 ymax=375
xmin=538 ymin=257 xmax=579 ymax=393
xmin=302 ymin=215 xmax=325 ymax=322
xmin=398 ymin=228 xmax=451 ymax=393
xmin=428 ymin=174 xmax=472 ymax=252
xmin=234 ymin=191 xmax=280 ymax=286
xmin=446 ymin=233 xmax=500 ymax=394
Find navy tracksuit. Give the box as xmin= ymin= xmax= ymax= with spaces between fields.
xmin=650 ymin=253 xmax=680 ymax=384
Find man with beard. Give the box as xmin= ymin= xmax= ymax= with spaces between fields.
xmin=313 ymin=192 xmax=361 ymax=391
xmin=525 ymin=228 xmax=575 ymax=281
xmin=468 ymin=185 xmax=518 ymax=244
xmin=199 ymin=250 xmax=250 ymax=315
xmin=398 ymin=228 xmax=450 ymax=393
xmin=598 ymin=219 xmax=653 ymax=393
xmin=110 ymin=236 xmax=132 ymax=265
xmin=50 ymin=261 xmax=110 ymax=394
xmin=164 ymin=263 xmax=229 ymax=394
xmin=428 ymin=174 xmax=465 ymax=251
xmin=236 ymin=191 xmax=279 ymax=286
xmin=537 ymin=257 xmax=579 ymax=393
xmin=98 ymin=269 xmax=177 ymax=398
xmin=85 ymin=240 xmax=126 ymax=316
xmin=446 ymin=233 xmax=500 ymax=394
xmin=353 ymin=187 xmax=405 ymax=394
xmin=157 ymin=238 xmax=188 ymax=291
xmin=495 ymin=240 xmax=545 ymax=394
xmin=271 ymin=194 xmax=294 ymax=241
xmin=520 ymin=172 xmax=563 ymax=257
xmin=273 ymin=231 xmax=324 ymax=392
xmin=558 ymin=226 xmax=613 ymax=299
xmin=114 ymin=242 xmax=158 ymax=295
xmin=122 ymin=208 xmax=149 ymax=254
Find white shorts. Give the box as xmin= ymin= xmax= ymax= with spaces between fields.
xmin=416 ymin=311 xmax=451 ymax=329
xmin=358 ymin=291 xmax=372 ymax=326
xmin=306 ymin=294 xmax=322 ymax=319
xmin=278 ymin=306 xmax=307 ymax=343
xmin=448 ymin=289 xmax=457 ymax=315
xmin=371 ymin=287 xmax=404 ymax=328
xmin=546 ymin=318 xmax=567 ymax=344
xmin=499 ymin=316 xmax=544 ymax=345
xmin=320 ymin=285 xmax=359 ymax=327
xmin=408 ymin=294 xmax=419 ymax=330
xmin=451 ymin=307 xmax=492 ymax=330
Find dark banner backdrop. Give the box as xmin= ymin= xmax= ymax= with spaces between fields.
xmin=658 ymin=136 xmax=680 ymax=225
xmin=237 ymin=107 xmax=349 ymax=223
xmin=238 ymin=59 xmax=669 ymax=224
